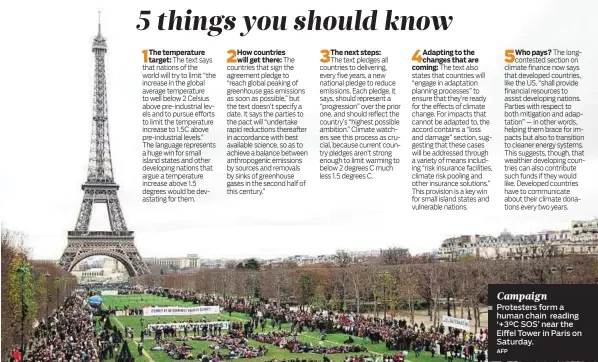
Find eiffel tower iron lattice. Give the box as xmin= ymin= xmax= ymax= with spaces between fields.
xmin=58 ymin=17 xmax=150 ymax=276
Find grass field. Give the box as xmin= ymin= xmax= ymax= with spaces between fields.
xmin=103 ymin=294 xmax=445 ymax=362
xmin=102 ymin=294 xmax=198 ymax=309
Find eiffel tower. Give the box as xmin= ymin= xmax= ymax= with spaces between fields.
xmin=58 ymin=16 xmax=150 ymax=276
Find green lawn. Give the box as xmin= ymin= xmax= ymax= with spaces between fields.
xmin=102 ymin=294 xmax=444 ymax=362
xmin=101 ymin=294 xmax=198 ymax=310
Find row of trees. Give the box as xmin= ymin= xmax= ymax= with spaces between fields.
xmin=132 ymin=252 xmax=598 ymax=333
xmin=1 ymin=228 xmax=77 ymax=358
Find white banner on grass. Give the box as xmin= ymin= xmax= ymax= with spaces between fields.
xmin=147 ymin=321 xmax=229 ymax=332
xmin=442 ymin=315 xmax=471 ymax=331
xmin=143 ymin=306 xmax=220 ymax=316
xmin=101 ymin=290 xmax=118 ymax=296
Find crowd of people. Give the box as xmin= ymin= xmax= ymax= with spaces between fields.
xmin=283 ymin=338 xmax=367 ymax=355
xmin=9 ymin=284 xmax=489 ymax=362
xmin=95 ymin=317 xmax=123 ymax=360
xmin=152 ymin=341 xmax=194 ymax=360
xmin=146 ymin=320 xmax=226 ymax=340
xmin=80 ymin=283 xmax=140 ymax=295
xmin=13 ymin=295 xmax=99 ymax=362
xmin=102 ymin=306 xmax=144 ymax=316
xmin=250 ymin=330 xmax=292 ymax=346
xmin=146 ymin=287 xmax=489 ymax=361
xmin=264 ymin=355 xmax=393 ymax=362
xmin=8 ymin=291 xmax=140 ymax=362
xmin=149 ymin=334 xmax=268 ymax=360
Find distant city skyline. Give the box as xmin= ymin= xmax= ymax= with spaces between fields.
xmin=28 ymin=216 xmax=597 ymax=263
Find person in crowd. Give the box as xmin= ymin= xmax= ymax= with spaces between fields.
xmin=10 ymin=347 xmax=22 ymax=362
xmin=476 ymin=349 xmax=486 ymax=362
xmin=23 ymin=295 xmax=99 ymax=362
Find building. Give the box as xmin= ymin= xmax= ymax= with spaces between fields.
xmin=104 ymin=258 xmax=124 ymax=272
xmin=72 ymin=257 xmax=112 ymax=271
xmin=285 ymin=255 xmax=320 ymax=265
xmin=350 ymin=249 xmax=383 ymax=261
xmin=71 ymin=265 xmax=127 ymax=283
xmin=257 ymin=249 xmax=387 ymax=267
xmin=437 ymin=218 xmax=598 ymax=261
xmin=199 ymin=259 xmax=231 ymax=269
xmin=571 ymin=218 xmax=598 ymax=242
xmin=72 ymin=260 xmax=92 ymax=271
xmin=144 ymin=254 xmax=201 ymax=270
xmin=437 ymin=235 xmax=494 ymax=260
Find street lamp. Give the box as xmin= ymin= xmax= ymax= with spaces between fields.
xmin=377 ymin=271 xmax=390 ymax=320
xmin=17 ymin=264 xmax=30 ymax=355
xmin=55 ymin=277 xmax=61 ymax=310
xmin=67 ymin=277 xmax=73 ymax=297
xmin=383 ymin=284 xmax=387 ymax=320
xmin=44 ymin=273 xmax=51 ymax=319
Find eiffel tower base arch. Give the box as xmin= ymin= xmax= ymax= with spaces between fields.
xmin=59 ymin=231 xmax=150 ymax=277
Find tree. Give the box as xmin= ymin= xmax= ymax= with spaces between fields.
xmin=414 ymin=265 xmax=431 ymax=321
xmin=380 ymin=247 xmax=411 ymax=265
xmin=331 ymin=253 xmax=351 ymax=311
xmin=34 ymin=270 xmax=47 ymax=318
xmin=312 ymin=284 xmax=327 ymax=310
xmin=245 ymin=258 xmax=261 ymax=270
xmin=420 ymin=264 xmax=442 ymax=326
xmin=465 ymin=259 xmax=491 ymax=331
xmin=397 ymin=266 xmax=420 ymax=325
xmin=298 ymin=273 xmax=315 ymax=310
xmin=443 ymin=263 xmax=460 ymax=317
xmin=272 ymin=268 xmax=292 ymax=306
xmin=237 ymin=258 xmax=261 ymax=270
xmin=2 ymin=227 xmax=21 ymax=358
xmin=333 ymin=250 xmax=352 ymax=267
xmin=328 ymin=293 xmax=341 ymax=311
xmin=8 ymin=253 xmax=38 ymax=350
xmin=415 ymin=252 xmax=437 ymax=263
xmin=374 ymin=271 xmax=394 ymax=319
xmin=347 ymin=265 xmax=370 ymax=314
xmin=223 ymin=268 xmax=236 ymax=298
xmin=455 ymin=254 xmax=475 ymax=261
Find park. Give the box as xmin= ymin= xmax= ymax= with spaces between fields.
xmin=98 ymin=293 xmax=445 ymax=362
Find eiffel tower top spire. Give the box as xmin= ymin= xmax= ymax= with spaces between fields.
xmin=92 ymin=11 xmax=107 ymax=52
xmin=87 ymin=11 xmax=113 ymax=185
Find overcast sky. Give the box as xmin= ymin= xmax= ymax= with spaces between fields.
xmin=1 ymin=0 xmax=596 ymax=261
